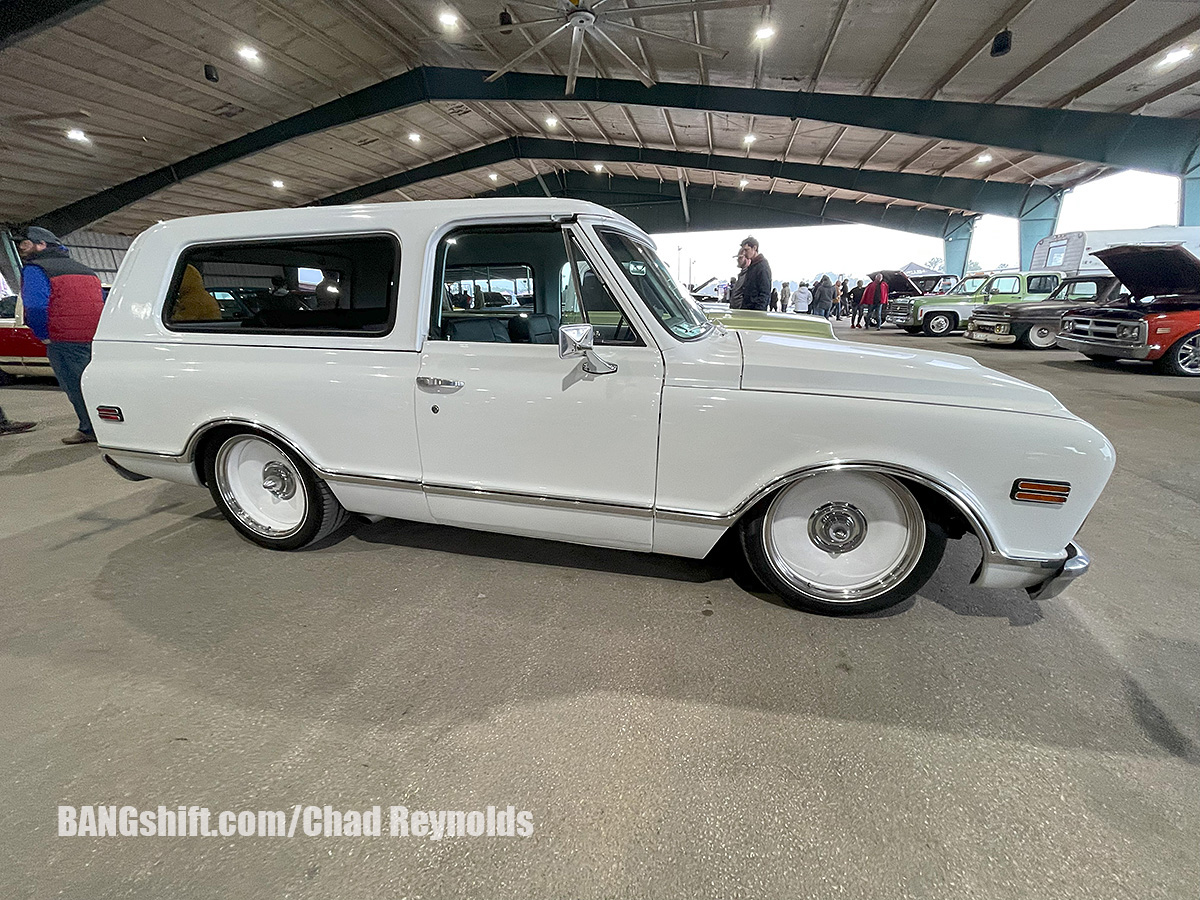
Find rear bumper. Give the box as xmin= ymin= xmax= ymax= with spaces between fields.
xmin=1057 ymin=336 xmax=1151 ymax=359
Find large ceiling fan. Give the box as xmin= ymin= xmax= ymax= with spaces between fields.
xmin=446 ymin=0 xmax=766 ymax=95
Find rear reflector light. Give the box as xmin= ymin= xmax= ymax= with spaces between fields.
xmin=1011 ymin=479 xmax=1070 ymax=504
xmin=96 ymin=406 xmax=124 ymax=422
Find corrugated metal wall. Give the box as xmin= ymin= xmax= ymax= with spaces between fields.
xmin=61 ymin=230 xmax=137 ymax=285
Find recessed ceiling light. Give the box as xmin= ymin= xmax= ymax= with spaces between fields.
xmin=489 ymin=172 xmax=499 ymax=181
xmin=976 ymin=153 xmax=993 ymax=164
xmin=439 ymin=12 xmax=458 ymax=27
xmin=66 ymin=128 xmax=89 ymax=142
xmin=755 ymin=26 xmax=775 ymax=41
xmin=408 ymin=132 xmax=421 ymax=143
xmin=271 ymin=179 xmax=285 ymax=189
xmin=593 ymin=163 xmax=604 ymax=172
xmin=739 ymin=179 xmax=749 ymax=188
xmin=238 ymin=46 xmax=259 ymax=61
xmin=743 ymin=134 xmax=756 ymax=144
xmin=1156 ymin=46 xmax=1194 ymax=70
xmin=545 ymin=116 xmax=558 ymax=128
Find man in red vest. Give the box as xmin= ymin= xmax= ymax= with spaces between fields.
xmin=861 ymin=272 xmax=889 ymax=330
xmin=14 ymin=226 xmax=105 ymax=444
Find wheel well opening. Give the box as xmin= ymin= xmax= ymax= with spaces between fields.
xmin=898 ymin=478 xmax=972 ymax=541
xmin=193 ymin=425 xmax=249 ymax=487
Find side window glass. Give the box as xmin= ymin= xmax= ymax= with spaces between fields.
xmin=1028 ymin=275 xmax=1057 ymax=293
xmin=432 ymin=225 xmax=563 ymax=344
xmin=165 ymin=235 xmax=397 ymax=335
xmin=1068 ymin=281 xmax=1098 ymax=299
xmin=992 ymin=277 xmax=1020 ymax=294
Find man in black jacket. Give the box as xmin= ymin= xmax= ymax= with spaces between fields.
xmin=739 ymin=236 xmax=772 ymax=312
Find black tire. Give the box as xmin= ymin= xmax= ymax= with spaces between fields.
xmin=902 ymin=326 xmax=923 ymax=335
xmin=737 ymin=471 xmax=947 ymax=615
xmin=204 ymin=431 xmax=351 ymax=550
xmin=1083 ymin=353 xmax=1120 ymax=367
xmin=1018 ymin=323 xmax=1059 ymax=350
xmin=1153 ymin=331 xmax=1200 ymax=377
xmin=922 ymin=312 xmax=956 ymax=336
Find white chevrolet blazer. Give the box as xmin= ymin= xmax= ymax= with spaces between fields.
xmin=83 ymin=198 xmax=1114 ymax=615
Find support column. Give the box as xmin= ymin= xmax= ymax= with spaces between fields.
xmin=1181 ymin=147 xmax=1199 ymax=226
xmin=943 ymin=216 xmax=976 ymax=279
xmin=1018 ymin=190 xmax=1063 ymax=271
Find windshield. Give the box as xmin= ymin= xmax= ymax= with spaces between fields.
xmin=596 ymin=229 xmax=712 ymax=340
xmin=950 ymin=276 xmax=988 ymax=295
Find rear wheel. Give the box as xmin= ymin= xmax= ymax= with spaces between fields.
xmin=738 ymin=471 xmax=947 ymax=615
xmin=922 ymin=312 xmax=956 ymax=336
xmin=1154 ymin=331 xmax=1200 ymax=377
xmin=205 ymin=432 xmax=350 ymax=550
xmin=1019 ymin=323 xmax=1058 ymax=349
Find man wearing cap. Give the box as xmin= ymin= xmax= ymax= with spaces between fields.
xmin=13 ymin=226 xmax=105 ymax=444
xmin=738 ymin=236 xmax=772 ymax=312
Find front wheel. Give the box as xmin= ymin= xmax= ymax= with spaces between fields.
xmin=738 ymin=471 xmax=947 ymax=615
xmin=1154 ymin=331 xmax=1200 ymax=376
xmin=922 ymin=312 xmax=956 ymax=336
xmin=902 ymin=326 xmax=923 ymax=335
xmin=205 ymin=432 xmax=350 ymax=550
xmin=1019 ymin=323 xmax=1059 ymax=349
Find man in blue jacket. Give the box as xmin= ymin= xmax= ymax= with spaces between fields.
xmin=738 ymin=236 xmax=773 ymax=312
xmin=14 ymin=226 xmax=106 ymax=444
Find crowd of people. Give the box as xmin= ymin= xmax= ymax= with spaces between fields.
xmin=722 ymin=237 xmax=890 ymax=329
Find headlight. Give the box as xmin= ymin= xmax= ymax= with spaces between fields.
xmin=995 ymin=323 xmax=1009 ymax=334
xmin=1117 ymin=324 xmax=1139 ymax=339
xmin=1062 ymin=320 xmax=1076 ymax=332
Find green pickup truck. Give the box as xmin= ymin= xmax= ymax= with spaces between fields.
xmin=887 ymin=271 xmax=1063 ymax=336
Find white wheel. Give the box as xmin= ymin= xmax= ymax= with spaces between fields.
xmin=206 ymin=432 xmax=350 ymax=549
xmin=1021 ymin=324 xmax=1058 ymax=349
xmin=923 ymin=312 xmax=955 ymax=336
xmin=215 ymin=435 xmax=308 ymax=538
xmin=739 ymin=471 xmax=946 ymax=614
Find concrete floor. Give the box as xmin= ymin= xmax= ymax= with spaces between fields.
xmin=2 ymin=325 xmax=1197 ymax=900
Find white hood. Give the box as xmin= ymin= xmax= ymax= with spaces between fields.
xmin=737 ymin=331 xmax=1071 ymax=417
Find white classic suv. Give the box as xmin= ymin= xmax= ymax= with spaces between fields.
xmin=83 ymin=199 xmax=1114 ymax=615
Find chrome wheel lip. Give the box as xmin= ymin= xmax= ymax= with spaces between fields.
xmin=762 ymin=472 xmax=926 ymax=604
xmin=214 ymin=436 xmax=308 ymax=539
xmin=1178 ymin=334 xmax=1200 ymax=374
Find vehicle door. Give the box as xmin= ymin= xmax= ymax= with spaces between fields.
xmin=414 ymin=222 xmax=664 ymax=550
xmin=985 ymin=275 xmax=1021 ymax=303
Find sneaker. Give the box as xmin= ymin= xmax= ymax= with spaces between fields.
xmin=0 ymin=420 xmax=36 ymax=436
xmin=61 ymin=430 xmax=98 ymax=445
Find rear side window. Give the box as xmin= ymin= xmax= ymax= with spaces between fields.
xmin=1027 ymin=275 xmax=1059 ymax=294
xmin=164 ymin=234 xmax=399 ymax=335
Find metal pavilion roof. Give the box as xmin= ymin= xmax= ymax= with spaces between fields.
xmin=1 ymin=0 xmax=1198 ymax=236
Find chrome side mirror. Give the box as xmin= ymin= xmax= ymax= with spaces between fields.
xmin=558 ymin=323 xmax=617 ymax=375
xmin=559 ymin=322 xmax=594 ymax=358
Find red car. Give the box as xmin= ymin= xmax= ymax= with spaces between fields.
xmin=0 ymin=294 xmax=53 ymax=380
xmin=1057 ymin=244 xmax=1200 ymax=377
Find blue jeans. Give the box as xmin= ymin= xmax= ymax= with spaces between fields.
xmin=47 ymin=341 xmax=94 ymax=435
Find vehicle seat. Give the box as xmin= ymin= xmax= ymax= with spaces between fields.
xmin=443 ymin=317 xmax=511 ymax=342
xmin=508 ymin=313 xmax=559 ymax=344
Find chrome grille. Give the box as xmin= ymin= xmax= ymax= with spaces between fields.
xmin=887 ymin=299 xmax=911 ymax=320
xmin=1063 ymin=317 xmax=1137 ymax=342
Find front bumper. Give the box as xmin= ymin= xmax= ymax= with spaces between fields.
xmin=964 ymin=328 xmax=1017 ymax=345
xmin=1057 ymin=335 xmax=1152 ymax=359
xmin=973 ymin=541 xmax=1090 ymax=600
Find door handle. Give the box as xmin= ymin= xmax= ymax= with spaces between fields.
xmin=416 ymin=376 xmax=464 ymax=392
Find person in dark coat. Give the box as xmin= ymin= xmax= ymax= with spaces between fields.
xmin=811 ymin=275 xmax=836 ymax=318
xmin=849 ymin=280 xmax=867 ymax=327
xmin=770 ymin=287 xmax=779 ymax=311
xmin=14 ymin=226 xmax=105 ymax=443
xmin=738 ymin=236 xmax=772 ymax=312
xmin=727 ymin=248 xmax=748 ymax=309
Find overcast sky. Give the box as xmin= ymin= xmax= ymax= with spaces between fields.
xmin=652 ymin=170 xmax=1183 ymax=286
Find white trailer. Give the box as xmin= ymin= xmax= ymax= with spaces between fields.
xmin=1031 ymin=226 xmax=1200 ymax=275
